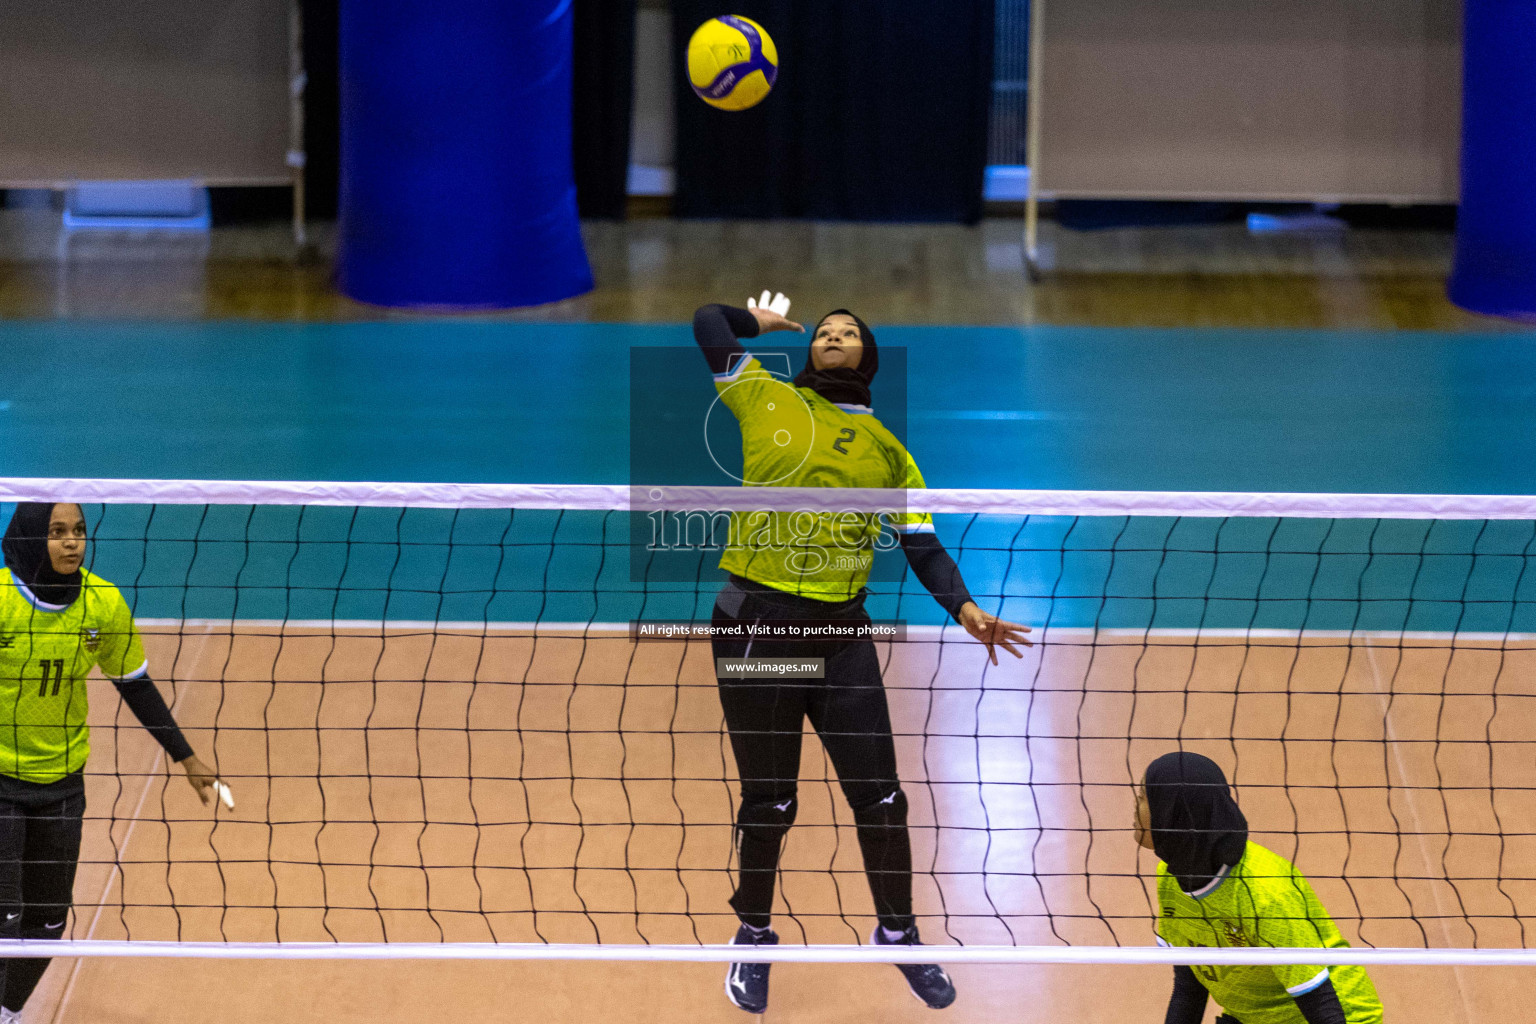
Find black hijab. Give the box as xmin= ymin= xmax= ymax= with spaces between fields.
xmin=793 ymin=309 xmax=879 ymax=408
xmin=1144 ymin=752 xmax=1249 ymax=894
xmin=2 ymin=502 xmax=83 ymax=608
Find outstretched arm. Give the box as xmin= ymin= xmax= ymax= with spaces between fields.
xmin=897 ymin=531 xmax=1031 ymax=664
xmin=113 ymin=674 xmax=217 ymax=806
xmin=693 ymin=304 xmax=759 ymax=375
xmin=897 ymin=531 xmax=973 ymax=620
xmin=693 ymin=292 xmax=804 ymax=375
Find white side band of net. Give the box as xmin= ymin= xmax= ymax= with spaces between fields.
xmin=3 ymin=476 xmax=1536 ymax=519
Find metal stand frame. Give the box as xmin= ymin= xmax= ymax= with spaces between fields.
xmin=1022 ymin=0 xmax=1046 ymax=281
xmin=288 ymin=0 xmax=310 ymax=252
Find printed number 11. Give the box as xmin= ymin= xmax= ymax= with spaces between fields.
xmin=37 ymin=659 xmax=64 ymax=697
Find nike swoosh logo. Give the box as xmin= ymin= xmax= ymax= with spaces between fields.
xmin=880 ymin=792 xmax=897 ymax=804
xmin=4 ymin=913 xmax=18 ymax=922
xmin=774 ymin=800 xmax=791 ymax=812
xmin=44 ymin=921 xmax=64 ymax=930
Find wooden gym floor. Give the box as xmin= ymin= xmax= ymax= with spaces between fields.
xmin=24 ymin=624 xmax=1536 ymax=1023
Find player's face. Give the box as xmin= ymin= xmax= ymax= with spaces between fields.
xmin=47 ymin=503 xmax=86 ymax=575
xmin=811 ymin=315 xmax=863 ymax=371
xmin=1133 ymin=784 xmax=1155 ymax=850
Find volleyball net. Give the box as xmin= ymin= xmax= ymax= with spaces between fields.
xmin=1 ymin=477 xmax=1535 ymax=965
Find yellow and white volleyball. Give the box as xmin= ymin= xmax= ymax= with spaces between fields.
xmin=686 ymin=15 xmax=779 ymax=111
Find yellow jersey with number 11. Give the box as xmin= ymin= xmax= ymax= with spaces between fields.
xmin=0 ymin=567 xmax=147 ymax=783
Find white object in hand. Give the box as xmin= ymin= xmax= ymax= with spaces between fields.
xmin=747 ymin=290 xmax=791 ymax=317
xmin=212 ymin=780 xmax=235 ymax=810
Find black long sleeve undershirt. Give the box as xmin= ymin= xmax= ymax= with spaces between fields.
xmin=1163 ymin=965 xmax=1208 ymax=1024
xmin=112 ymin=673 xmax=193 ymax=763
xmin=1291 ymin=976 xmax=1349 ymax=1024
xmin=898 ymin=532 xmax=974 ymax=622
xmin=1162 ymin=965 xmax=1349 ymax=1024
xmin=692 ymin=304 xmax=759 ymax=375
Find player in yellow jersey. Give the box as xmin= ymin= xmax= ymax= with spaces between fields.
xmin=694 ymin=293 xmax=1032 ymax=1013
xmin=1134 ymin=752 xmax=1384 ymax=1024
xmin=0 ymin=502 xmax=219 ymax=1023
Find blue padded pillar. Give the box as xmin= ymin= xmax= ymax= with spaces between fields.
xmin=1448 ymin=1 xmax=1536 ymax=319
xmin=338 ymin=1 xmax=594 ymax=309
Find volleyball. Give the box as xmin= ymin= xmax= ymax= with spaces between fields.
xmin=686 ymin=15 xmax=778 ymax=111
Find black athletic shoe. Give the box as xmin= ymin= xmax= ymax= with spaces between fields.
xmin=726 ymin=924 xmax=778 ymax=1013
xmin=871 ymin=925 xmax=957 ymax=1009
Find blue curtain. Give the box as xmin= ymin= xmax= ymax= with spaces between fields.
xmin=670 ymin=1 xmax=995 ymax=223
xmin=338 ymin=0 xmax=593 ymax=309
xmin=1448 ymin=1 xmax=1536 ymax=318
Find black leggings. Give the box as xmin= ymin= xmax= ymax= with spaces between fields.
xmin=0 ymin=771 xmax=84 ymax=1012
xmin=712 ymin=580 xmax=913 ymax=932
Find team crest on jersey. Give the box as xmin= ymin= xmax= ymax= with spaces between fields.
xmin=1219 ymin=919 xmax=1250 ymax=947
xmin=81 ymin=628 xmax=101 ymax=652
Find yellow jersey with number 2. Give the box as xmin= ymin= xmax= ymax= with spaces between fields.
xmin=713 ymin=355 xmax=933 ymax=602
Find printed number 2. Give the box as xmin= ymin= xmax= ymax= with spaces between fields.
xmin=36 ymin=659 xmax=65 ymax=698
xmin=832 ymin=428 xmax=857 ymax=455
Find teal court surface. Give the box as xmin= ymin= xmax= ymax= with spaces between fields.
xmin=2 ymin=323 xmax=1534 ymax=630
xmin=3 ymin=322 xmax=1534 ymax=492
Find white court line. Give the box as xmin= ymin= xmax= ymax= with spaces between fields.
xmin=6 ymin=939 xmax=1536 ymax=966
xmin=1364 ymin=640 xmax=1474 ymax=1023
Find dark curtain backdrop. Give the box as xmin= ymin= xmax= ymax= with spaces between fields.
xmin=299 ymin=0 xmax=634 ymax=222
xmin=572 ymin=0 xmax=637 ymax=218
xmin=670 ymin=1 xmax=995 ymax=222
xmin=303 ymin=0 xmax=340 ymax=219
